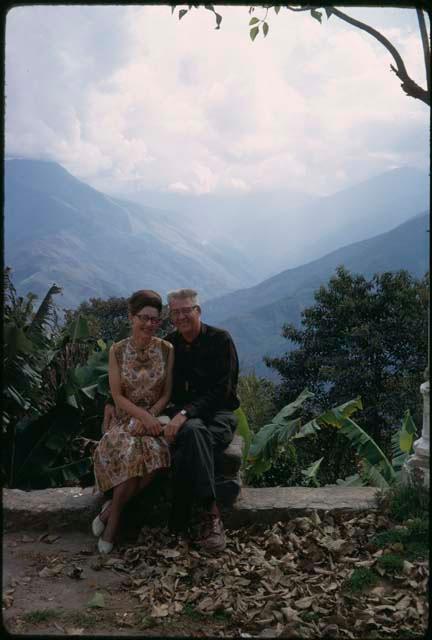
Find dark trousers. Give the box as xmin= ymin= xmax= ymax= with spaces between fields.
xmin=169 ymin=411 xmax=237 ymax=532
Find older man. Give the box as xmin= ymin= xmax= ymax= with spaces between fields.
xmin=163 ymin=288 xmax=239 ymax=553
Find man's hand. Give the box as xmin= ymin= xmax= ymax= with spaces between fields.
xmin=143 ymin=413 xmax=163 ymax=436
xmin=164 ymin=413 xmax=188 ymax=443
xmin=103 ymin=404 xmax=117 ymax=433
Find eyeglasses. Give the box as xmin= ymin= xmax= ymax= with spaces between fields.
xmin=135 ymin=313 xmax=161 ymax=325
xmin=169 ymin=306 xmax=198 ymax=319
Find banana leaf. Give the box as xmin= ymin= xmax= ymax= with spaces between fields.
xmin=234 ymin=406 xmax=251 ymax=461
xmin=297 ymin=399 xmax=395 ymax=484
xmin=336 ymin=473 xmax=365 ymax=486
xmin=301 ymin=456 xmax=324 ymax=487
xmin=42 ymin=456 xmax=93 ymax=487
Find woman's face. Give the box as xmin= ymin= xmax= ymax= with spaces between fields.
xmin=131 ymin=305 xmax=161 ymax=340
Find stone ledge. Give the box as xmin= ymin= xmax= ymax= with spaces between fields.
xmin=223 ymin=486 xmax=378 ymax=528
xmin=3 ymin=486 xmax=378 ymax=532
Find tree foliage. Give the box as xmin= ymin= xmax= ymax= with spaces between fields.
xmin=64 ymin=296 xmax=173 ymax=344
xmin=266 ymin=267 xmax=428 ymax=455
xmin=172 ymin=4 xmax=430 ymax=106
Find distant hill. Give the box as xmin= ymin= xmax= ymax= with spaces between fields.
xmin=117 ymin=166 xmax=429 ymax=278
xmin=203 ymin=212 xmax=429 ymax=376
xmin=4 ymin=158 xmax=256 ymax=309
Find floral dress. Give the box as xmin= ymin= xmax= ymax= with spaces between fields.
xmin=93 ymin=336 xmax=171 ymax=493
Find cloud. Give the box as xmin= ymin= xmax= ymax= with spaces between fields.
xmin=5 ymin=5 xmax=429 ymax=198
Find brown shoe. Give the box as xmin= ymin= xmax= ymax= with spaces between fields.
xmin=195 ymin=513 xmax=226 ymax=553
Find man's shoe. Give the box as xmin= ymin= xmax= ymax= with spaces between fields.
xmin=195 ymin=513 xmax=226 ymax=553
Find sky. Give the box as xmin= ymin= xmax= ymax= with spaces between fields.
xmin=5 ymin=4 xmax=430 ymax=199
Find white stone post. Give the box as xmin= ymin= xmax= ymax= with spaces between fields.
xmin=403 ymin=380 xmax=430 ymax=488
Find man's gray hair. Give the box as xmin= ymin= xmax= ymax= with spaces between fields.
xmin=167 ymin=288 xmax=200 ymax=306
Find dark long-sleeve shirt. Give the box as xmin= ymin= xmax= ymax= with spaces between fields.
xmin=166 ymin=322 xmax=240 ymax=420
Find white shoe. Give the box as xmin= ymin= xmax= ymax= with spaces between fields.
xmin=91 ymin=500 xmax=111 ymax=537
xmin=98 ymin=537 xmax=114 ymax=554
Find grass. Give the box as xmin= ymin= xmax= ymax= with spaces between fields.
xmin=378 ymin=482 xmax=429 ymax=523
xmin=404 ymin=541 xmax=429 ymax=560
xmin=344 ymin=567 xmax=379 ymax=592
xmin=22 ymin=609 xmax=60 ymax=624
xmin=183 ymin=603 xmax=207 ymax=621
xmin=22 ymin=607 xmax=115 ymax=630
xmin=301 ymin=611 xmax=320 ymax=622
xmin=376 ymin=553 xmax=405 ymax=573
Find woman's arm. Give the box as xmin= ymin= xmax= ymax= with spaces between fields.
xmin=149 ymin=344 xmax=174 ymax=416
xmin=109 ymin=346 xmax=160 ymax=433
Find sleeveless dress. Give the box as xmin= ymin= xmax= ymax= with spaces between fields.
xmin=93 ymin=336 xmax=171 ymax=493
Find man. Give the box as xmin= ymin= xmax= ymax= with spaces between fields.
xmin=163 ymin=288 xmax=239 ymax=553
xmin=103 ymin=288 xmax=239 ymax=553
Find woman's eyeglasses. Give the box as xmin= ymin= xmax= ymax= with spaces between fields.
xmin=135 ymin=313 xmax=161 ymax=325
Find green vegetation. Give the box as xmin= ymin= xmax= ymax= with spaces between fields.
xmin=264 ymin=268 xmax=427 ymax=484
xmin=344 ymin=567 xmax=379 ymax=593
xmin=247 ymin=390 xmax=416 ymax=489
xmin=173 ymin=6 xmax=430 ymax=107
xmin=22 ymin=609 xmax=60 ymax=624
xmin=379 ymin=481 xmax=430 ymax=522
xmin=376 ymin=553 xmax=405 ymax=573
xmin=182 ymin=603 xmax=207 ymax=620
xmin=3 ymin=268 xmax=111 ymax=489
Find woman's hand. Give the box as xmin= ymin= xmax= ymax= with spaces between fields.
xmin=130 ymin=413 xmax=163 ymax=437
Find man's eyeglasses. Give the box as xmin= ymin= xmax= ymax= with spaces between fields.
xmin=169 ymin=306 xmax=198 ymax=319
xmin=135 ymin=313 xmax=161 ymax=325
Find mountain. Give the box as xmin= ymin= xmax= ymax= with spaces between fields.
xmin=114 ymin=167 xmax=429 ymax=279
xmin=4 ymin=158 xmax=257 ymax=309
xmin=203 ymin=212 xmax=429 ymax=376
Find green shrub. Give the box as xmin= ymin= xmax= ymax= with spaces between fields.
xmin=344 ymin=567 xmax=379 ymax=592
xmin=405 ymin=541 xmax=429 ymax=560
xmin=376 ymin=553 xmax=404 ymax=573
xmin=386 ymin=483 xmax=429 ymax=522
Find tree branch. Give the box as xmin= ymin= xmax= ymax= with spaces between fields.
xmin=330 ymin=7 xmax=430 ymax=106
xmin=416 ymin=8 xmax=431 ymax=97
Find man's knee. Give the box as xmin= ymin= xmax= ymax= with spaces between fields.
xmin=180 ymin=418 xmax=208 ymax=439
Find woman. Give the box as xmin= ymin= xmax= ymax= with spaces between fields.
xmin=92 ymin=289 xmax=174 ymax=554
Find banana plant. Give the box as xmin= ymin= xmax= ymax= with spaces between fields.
xmin=294 ymin=398 xmax=417 ymax=488
xmin=248 ymin=389 xmax=314 ymax=477
xmin=247 ymin=387 xmax=417 ymax=488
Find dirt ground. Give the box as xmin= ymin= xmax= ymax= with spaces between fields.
xmin=3 ymin=513 xmax=429 ymax=639
xmin=2 ymin=529 xmax=237 ymax=637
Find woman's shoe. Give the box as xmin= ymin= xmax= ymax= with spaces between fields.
xmin=98 ymin=537 xmax=114 ymax=554
xmin=91 ymin=500 xmax=111 ymax=537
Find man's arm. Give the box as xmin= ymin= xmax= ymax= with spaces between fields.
xmin=184 ymin=332 xmax=239 ymax=420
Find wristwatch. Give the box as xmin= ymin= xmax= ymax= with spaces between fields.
xmin=180 ymin=409 xmax=188 ymax=417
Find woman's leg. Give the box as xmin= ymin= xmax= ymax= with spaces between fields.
xmin=101 ymin=477 xmax=139 ymax=543
xmin=100 ymin=472 xmax=158 ymax=543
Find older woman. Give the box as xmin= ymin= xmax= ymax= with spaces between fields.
xmin=92 ymin=289 xmax=174 ymax=553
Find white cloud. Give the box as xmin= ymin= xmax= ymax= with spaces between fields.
xmin=5 ymin=5 xmax=429 ymax=198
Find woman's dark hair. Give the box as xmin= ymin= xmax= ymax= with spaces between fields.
xmin=128 ymin=290 xmax=162 ymax=315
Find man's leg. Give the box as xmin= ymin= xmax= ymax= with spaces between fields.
xmin=195 ymin=411 xmax=238 ymax=552
xmin=169 ymin=418 xmax=215 ymax=534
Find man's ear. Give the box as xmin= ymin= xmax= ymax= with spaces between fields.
xmin=196 ymin=305 xmax=202 ymax=316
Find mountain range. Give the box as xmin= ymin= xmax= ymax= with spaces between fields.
xmin=4 ymin=158 xmax=256 ymax=309
xmin=5 ymin=157 xmax=429 ymax=374
xmin=203 ymin=211 xmax=429 ymax=376
xmin=115 ymin=166 xmax=429 ymax=278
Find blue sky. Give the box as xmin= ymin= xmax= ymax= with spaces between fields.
xmin=5 ymin=5 xmax=430 ymax=198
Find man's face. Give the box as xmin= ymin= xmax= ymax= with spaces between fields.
xmin=169 ymin=296 xmax=201 ymax=337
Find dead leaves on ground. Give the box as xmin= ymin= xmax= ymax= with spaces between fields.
xmin=82 ymin=510 xmax=429 ymax=638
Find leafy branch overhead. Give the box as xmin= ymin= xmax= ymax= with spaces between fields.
xmin=172 ymin=4 xmax=430 ymax=106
